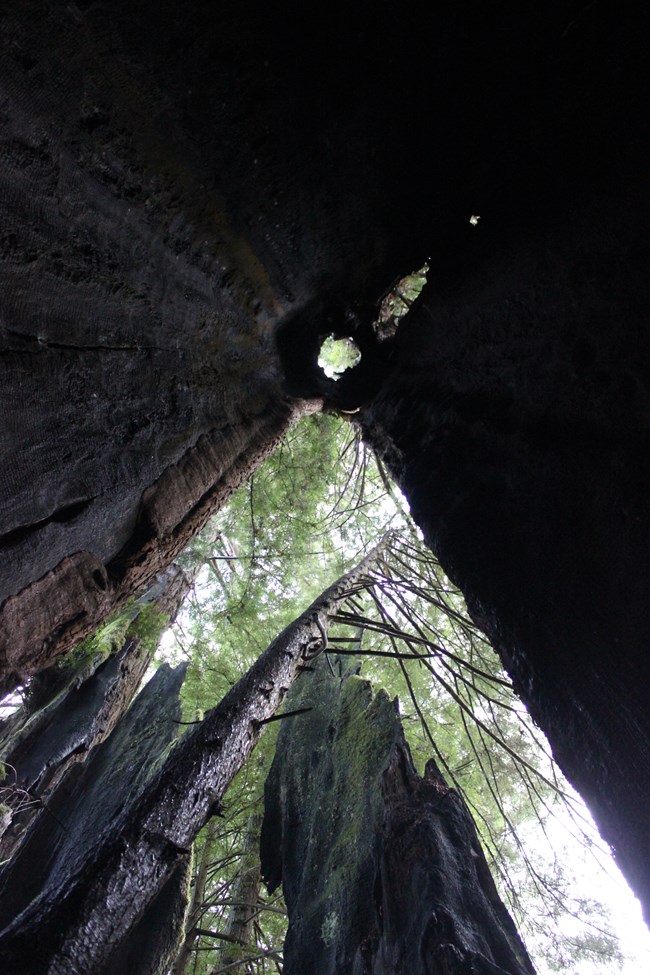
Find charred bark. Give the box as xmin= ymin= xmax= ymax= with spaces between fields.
xmin=0 ymin=563 xmax=192 ymax=858
xmin=0 ymin=543 xmax=387 ymax=973
xmin=361 ymin=1 xmax=650 ymax=918
xmin=261 ymin=659 xmax=534 ymax=974
xmin=0 ymin=660 xmax=189 ymax=971
xmin=1 ymin=1 xmax=600 ymax=684
xmin=0 ymin=0 xmax=328 ymax=686
xmin=0 ymin=400 xmax=308 ymax=694
xmin=1 ymin=0 xmax=648 ymax=936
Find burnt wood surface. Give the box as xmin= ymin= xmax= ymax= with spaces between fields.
xmin=361 ymin=0 xmax=650 ymax=916
xmin=0 ymin=563 xmax=192 ymax=859
xmin=1 ymin=0 xmax=648 ymax=929
xmin=0 ymin=545 xmax=387 ymax=973
xmin=0 ymin=661 xmax=189 ymax=972
xmin=262 ymin=660 xmax=535 ymax=974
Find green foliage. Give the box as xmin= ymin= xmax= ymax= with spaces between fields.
xmin=172 ymin=414 xmax=396 ymax=719
xmin=63 ymin=600 xmax=167 ymax=677
xmin=376 ymin=263 xmax=429 ymax=338
xmin=161 ymin=413 xmax=634 ymax=975
xmin=317 ymin=335 xmax=361 ymax=380
xmin=175 ymin=743 xmax=286 ymax=974
xmin=130 ymin=604 xmax=169 ymax=647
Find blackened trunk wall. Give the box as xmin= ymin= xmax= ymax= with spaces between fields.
xmin=1 ymin=0 xmax=648 ymax=929
xmin=355 ymin=1 xmax=650 ymax=921
xmin=362 ymin=174 xmax=650 ymax=919
xmin=1 ymin=3 xmax=591 ymax=683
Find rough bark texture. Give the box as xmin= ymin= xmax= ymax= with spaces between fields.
xmin=360 ymin=4 xmax=650 ymax=919
xmin=1 ymin=1 xmax=589 ymax=680
xmin=0 ymin=661 xmax=189 ymax=972
xmin=0 ymin=545 xmax=386 ymax=973
xmin=261 ymin=660 xmax=534 ymax=974
xmin=1 ymin=0 xmax=648 ymax=932
xmin=0 ymin=399 xmax=306 ymax=693
xmin=0 ymin=0 xmax=330 ymax=687
xmin=0 ymin=563 xmax=192 ymax=858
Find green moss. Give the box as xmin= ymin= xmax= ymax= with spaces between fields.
xmin=318 ymin=677 xmax=399 ymax=902
xmin=60 ymin=601 xmax=167 ymax=676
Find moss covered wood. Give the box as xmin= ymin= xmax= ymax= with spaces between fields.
xmin=262 ymin=659 xmax=535 ymax=975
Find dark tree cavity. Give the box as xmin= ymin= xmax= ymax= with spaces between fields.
xmin=1 ymin=0 xmax=649 ymax=933
xmin=275 ymin=297 xmax=391 ymax=410
xmin=360 ymin=2 xmax=650 ymax=912
xmin=262 ymin=659 xmax=535 ymax=974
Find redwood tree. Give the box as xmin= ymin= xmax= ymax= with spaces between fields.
xmin=1 ymin=0 xmax=648 ymax=926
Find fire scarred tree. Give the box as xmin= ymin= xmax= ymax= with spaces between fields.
xmin=1 ymin=0 xmax=648 ymax=934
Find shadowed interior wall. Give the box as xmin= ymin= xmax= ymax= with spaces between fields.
xmin=1 ymin=0 xmax=648 ymax=924
xmin=362 ymin=110 xmax=650 ymax=922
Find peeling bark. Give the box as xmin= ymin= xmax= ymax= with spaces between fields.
xmin=261 ymin=660 xmax=534 ymax=974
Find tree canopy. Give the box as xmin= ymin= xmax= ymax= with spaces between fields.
xmin=151 ymin=413 xmax=647 ymax=974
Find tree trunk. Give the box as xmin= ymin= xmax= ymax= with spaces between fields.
xmin=1 ymin=2 xmax=589 ymax=682
xmin=261 ymin=658 xmax=535 ymax=974
xmin=212 ymin=812 xmax=263 ymax=974
xmin=0 ymin=542 xmax=388 ymax=974
xmin=0 ymin=563 xmax=193 ymax=859
xmin=360 ymin=4 xmax=650 ymax=913
xmin=0 ymin=0 xmax=436 ymax=687
xmin=2 ymin=0 xmax=649 ymax=933
xmin=0 ymin=659 xmax=189 ymax=969
xmin=171 ymin=818 xmax=219 ymax=975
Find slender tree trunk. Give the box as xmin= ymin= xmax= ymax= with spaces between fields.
xmin=172 ymin=818 xmax=219 ymax=975
xmin=212 ymin=812 xmax=263 ymax=974
xmin=0 ymin=541 xmax=388 ymax=974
